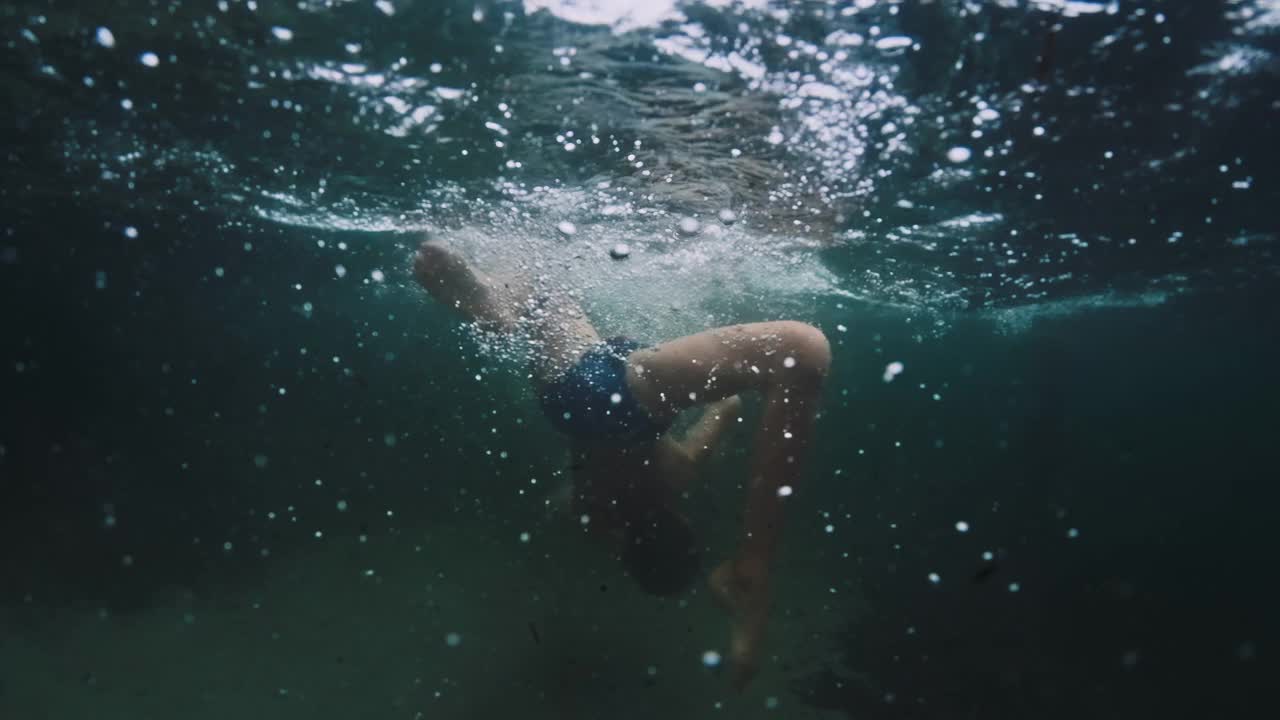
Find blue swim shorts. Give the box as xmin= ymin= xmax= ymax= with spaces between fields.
xmin=539 ymin=336 xmax=669 ymax=444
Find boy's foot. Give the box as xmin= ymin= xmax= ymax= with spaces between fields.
xmin=709 ymin=558 xmax=771 ymax=691
xmin=413 ymin=238 xmax=517 ymax=331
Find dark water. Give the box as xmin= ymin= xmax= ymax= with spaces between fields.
xmin=2 ymin=1 xmax=1277 ymax=718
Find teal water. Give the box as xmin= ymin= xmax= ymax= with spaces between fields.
xmin=1 ymin=1 xmax=1277 ymax=718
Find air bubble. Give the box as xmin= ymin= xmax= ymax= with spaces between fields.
xmin=883 ymin=361 xmax=905 ymax=382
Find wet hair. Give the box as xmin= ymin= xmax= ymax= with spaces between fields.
xmin=619 ymin=503 xmax=702 ymax=596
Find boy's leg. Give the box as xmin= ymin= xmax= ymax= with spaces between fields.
xmin=413 ymin=239 xmax=522 ymax=331
xmin=680 ymin=394 xmax=744 ymax=466
xmin=413 ymin=238 xmax=602 ymax=385
xmin=624 ymin=321 xmax=831 ymax=689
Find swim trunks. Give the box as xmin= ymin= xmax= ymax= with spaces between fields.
xmin=540 ymin=336 xmax=669 ymax=444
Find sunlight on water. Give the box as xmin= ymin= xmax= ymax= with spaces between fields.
xmin=37 ymin=0 xmax=1280 ymax=334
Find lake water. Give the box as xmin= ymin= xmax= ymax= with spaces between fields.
xmin=1 ymin=1 xmax=1276 ymax=718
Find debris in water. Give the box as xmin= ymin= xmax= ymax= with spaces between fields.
xmin=609 ymin=243 xmax=630 ymax=259
xmin=973 ymin=561 xmax=998 ymax=584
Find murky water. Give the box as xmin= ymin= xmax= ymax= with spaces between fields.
xmin=1 ymin=1 xmax=1276 ymax=718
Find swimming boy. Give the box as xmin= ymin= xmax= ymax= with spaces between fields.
xmin=412 ymin=237 xmax=830 ymax=689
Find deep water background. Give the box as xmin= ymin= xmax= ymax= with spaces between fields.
xmin=2 ymin=1 xmax=1278 ymax=718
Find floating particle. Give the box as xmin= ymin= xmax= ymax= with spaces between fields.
xmin=765 ymin=696 xmax=779 ymax=709
xmin=1066 ymin=527 xmax=1080 ymax=539
xmin=927 ymin=572 xmax=942 ymax=585
xmin=445 ymin=632 xmax=462 ymax=647
xmin=94 ymin=271 xmax=107 ymax=290
xmin=982 ymin=550 xmax=994 ymax=561
xmin=875 ymin=36 xmax=913 ymax=51
xmin=776 ymin=485 xmax=794 ymax=498
xmin=334 ymin=264 xmax=347 ymax=278
xmin=124 ymin=226 xmax=139 ymax=238
xmin=519 ymin=532 xmax=530 ymax=543
xmin=883 ymin=361 xmax=905 ymax=382
xmin=95 ymin=27 xmax=116 ymax=48
xmin=836 ymin=324 xmax=847 ymax=332
xmin=271 ymin=26 xmax=294 ymax=41
xmin=766 ymin=128 xmax=785 ymax=145
xmin=375 ymin=0 xmax=396 ymax=16
xmin=140 ymin=52 xmax=159 ymax=67
xmin=718 ymin=208 xmax=737 ymax=224
xmin=973 ymin=562 xmax=997 ymax=583
xmin=955 ymin=520 xmax=970 ymax=533
xmin=701 ymin=650 xmax=722 ymax=667
xmin=677 ymin=217 xmax=701 ymax=236
xmin=1008 ymin=582 xmax=1021 ymax=593
xmin=336 ymin=500 xmax=349 ymax=512
xmin=383 ymin=432 xmax=397 ymax=447
xmin=557 ymin=221 xmax=577 ymax=236
xmin=947 ymin=146 xmax=972 ymax=163
xmin=370 ymin=269 xmax=385 ymax=282
xmin=253 ymin=454 xmax=269 ymax=469
xmin=1033 ymin=126 xmax=1046 ymax=137
xmin=609 ymin=243 xmax=630 ymax=259
xmin=783 ymin=356 xmax=797 ymax=368
xmin=610 ymin=393 xmax=623 ymax=405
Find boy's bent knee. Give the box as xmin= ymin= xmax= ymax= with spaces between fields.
xmin=775 ymin=321 xmax=831 ymax=384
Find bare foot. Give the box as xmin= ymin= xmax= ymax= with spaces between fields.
xmin=413 ymin=239 xmax=518 ymax=330
xmin=709 ymin=558 xmax=771 ymax=691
